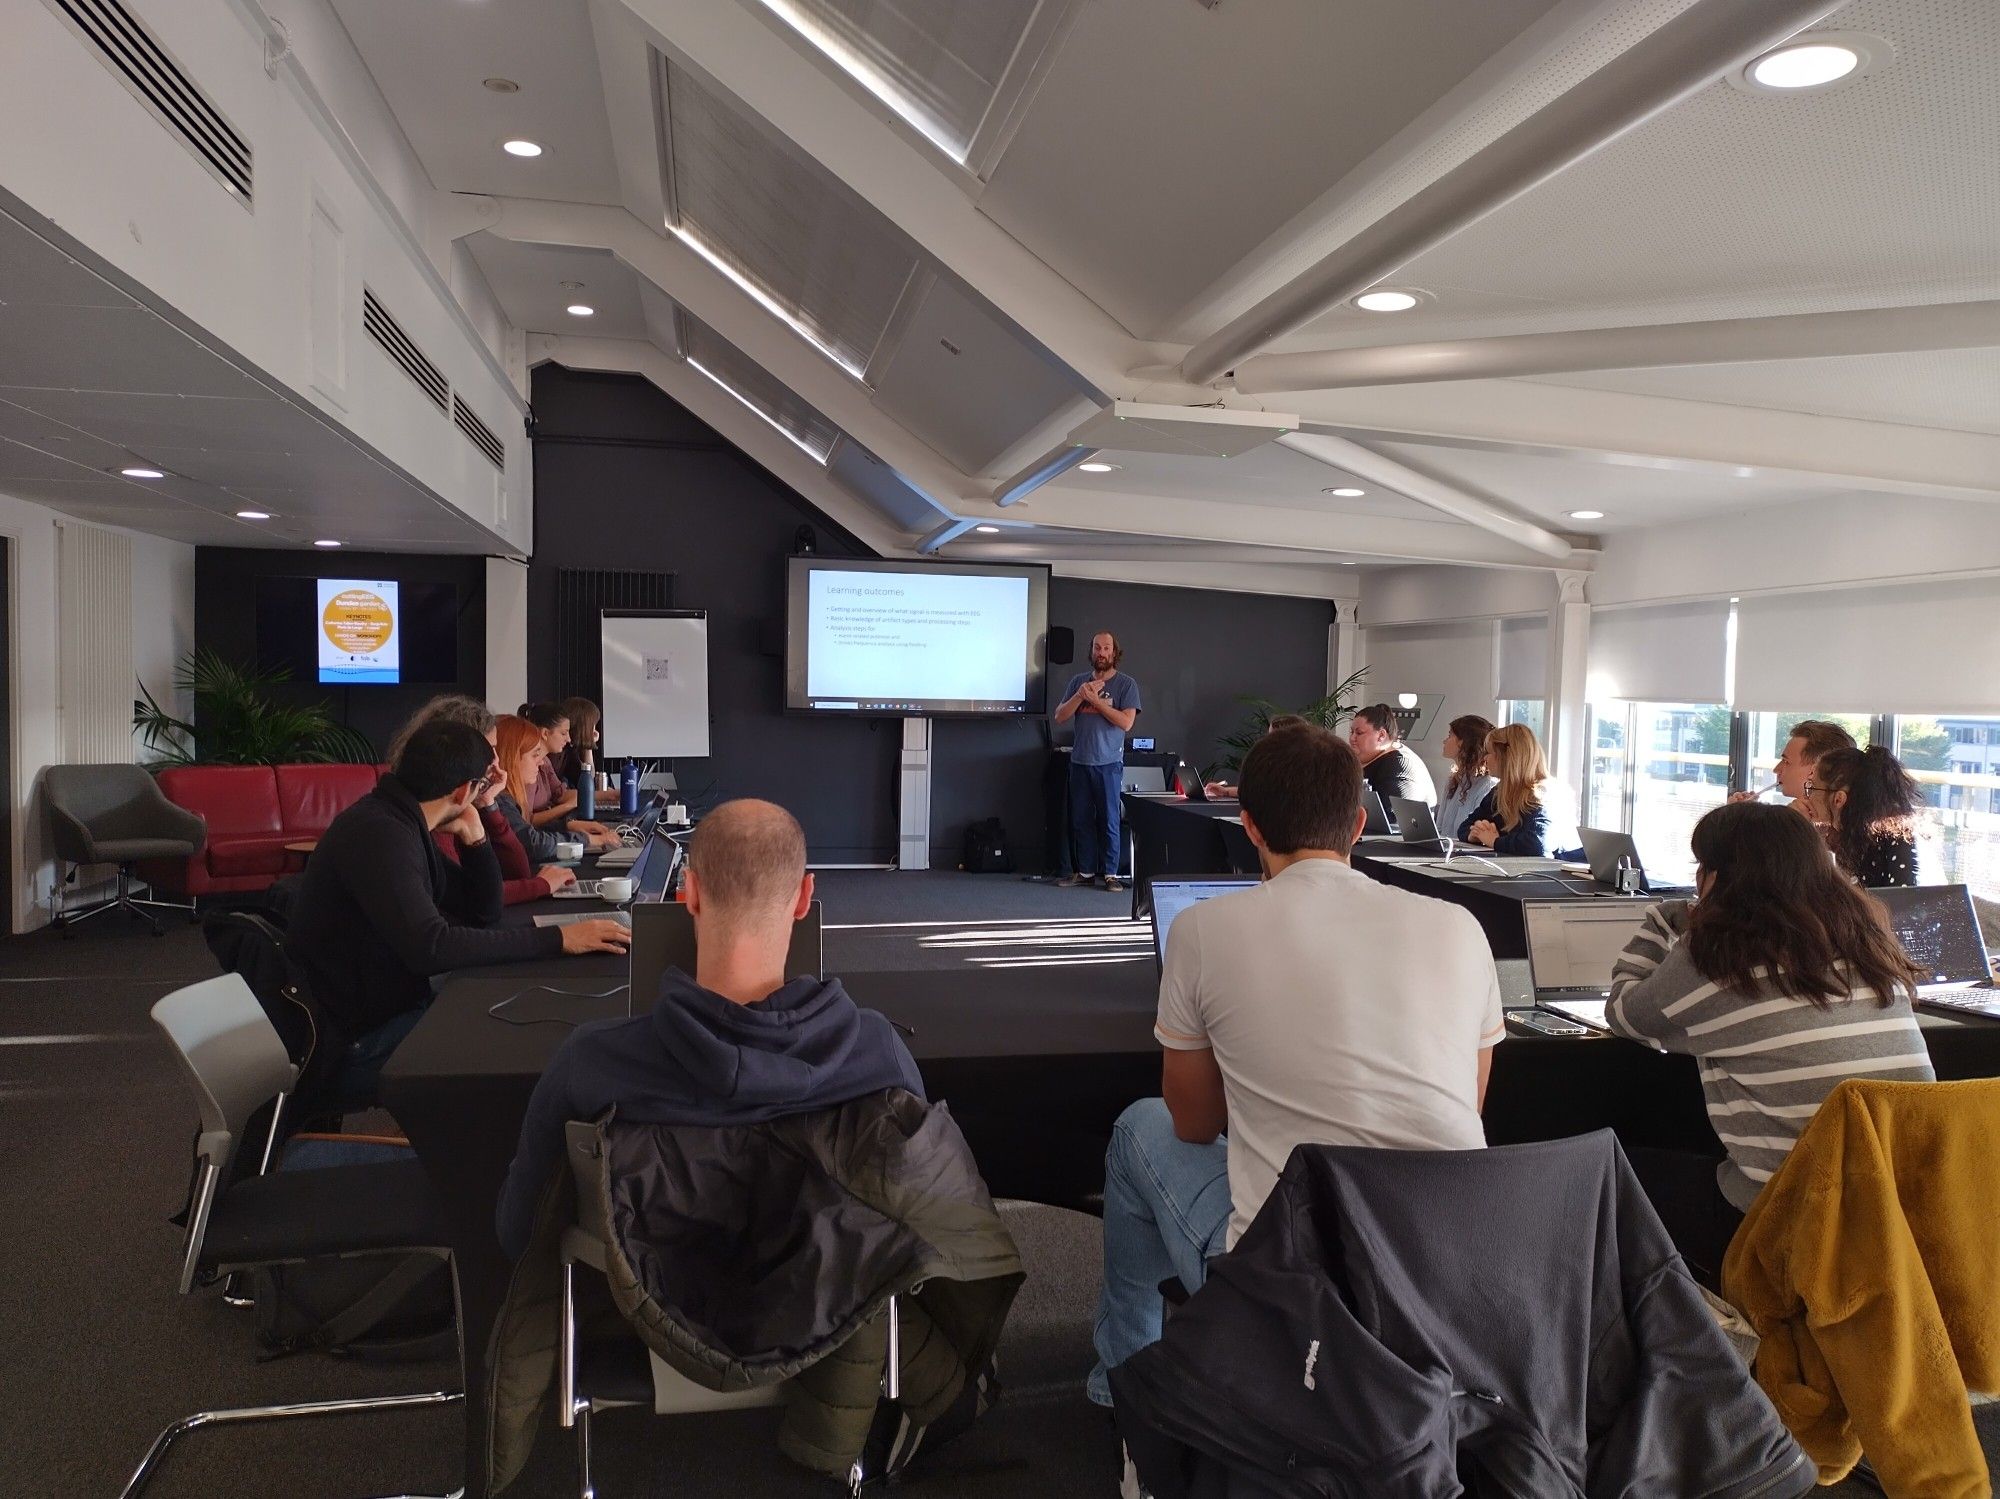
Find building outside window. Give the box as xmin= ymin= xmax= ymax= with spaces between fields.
xmin=1900 ymin=715 xmax=2000 ymax=899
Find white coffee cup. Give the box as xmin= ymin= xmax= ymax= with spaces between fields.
xmin=556 ymin=840 xmax=585 ymax=862
xmin=596 ymin=876 xmax=634 ymax=904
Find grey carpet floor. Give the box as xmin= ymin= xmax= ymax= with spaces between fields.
xmin=0 ymin=876 xmax=1970 ymax=1496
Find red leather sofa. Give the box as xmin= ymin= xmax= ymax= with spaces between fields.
xmin=139 ymin=764 xmax=384 ymax=896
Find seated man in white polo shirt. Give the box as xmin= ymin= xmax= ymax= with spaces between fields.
xmin=1088 ymin=723 xmax=1505 ymax=1407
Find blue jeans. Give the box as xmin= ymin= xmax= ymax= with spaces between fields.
xmin=1088 ymin=1098 xmax=1231 ymax=1406
xmin=328 ymin=1006 xmax=425 ymax=1112
xmin=1070 ymin=760 xmax=1124 ymax=879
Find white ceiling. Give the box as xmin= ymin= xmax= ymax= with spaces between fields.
xmin=11 ymin=0 xmax=2000 ymax=593
xmin=0 ymin=200 xmax=503 ymax=552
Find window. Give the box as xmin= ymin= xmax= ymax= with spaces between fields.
xmin=1496 ymin=698 xmax=1547 ymax=743
xmin=1896 ymin=715 xmax=2000 ymax=900
xmin=1585 ymin=702 xmax=1730 ymax=876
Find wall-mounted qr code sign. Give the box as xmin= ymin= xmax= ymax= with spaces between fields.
xmin=644 ymin=655 xmax=673 ymax=683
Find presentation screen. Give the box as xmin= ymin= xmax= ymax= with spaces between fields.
xmin=316 ymin=579 xmax=401 ymax=684
xmin=255 ymin=576 xmax=459 ymax=686
xmin=785 ymin=558 xmax=1050 ymax=717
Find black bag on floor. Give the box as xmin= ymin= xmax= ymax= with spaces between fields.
xmin=959 ymin=818 xmax=1014 ymax=874
xmin=249 ymin=1137 xmax=456 ymax=1361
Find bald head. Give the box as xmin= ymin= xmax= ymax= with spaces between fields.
xmin=686 ymin=799 xmax=808 ymax=928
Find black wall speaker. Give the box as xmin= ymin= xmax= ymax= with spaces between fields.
xmin=1048 ymin=625 xmax=1074 ymax=665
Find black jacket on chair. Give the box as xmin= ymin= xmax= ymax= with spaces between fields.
xmin=288 ymin=775 xmax=560 ymax=1037
xmin=1109 ymin=1132 xmax=1812 ymax=1499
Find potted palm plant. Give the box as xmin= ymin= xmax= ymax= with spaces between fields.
xmin=1211 ymin=666 xmax=1372 ymax=777
xmin=133 ymin=649 xmax=376 ymax=766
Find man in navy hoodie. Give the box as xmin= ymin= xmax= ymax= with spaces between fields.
xmin=496 ymin=798 xmax=923 ymax=1258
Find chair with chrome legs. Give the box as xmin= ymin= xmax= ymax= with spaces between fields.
xmin=555 ymin=1121 xmax=900 ymax=1499
xmin=43 ymin=763 xmax=205 ymax=936
xmin=122 ymin=973 xmax=462 ymax=1499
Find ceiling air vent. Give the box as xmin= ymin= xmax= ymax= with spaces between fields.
xmin=453 ymin=395 xmax=506 ymax=471
xmin=362 ymin=288 xmax=449 ymax=412
xmin=47 ymin=0 xmax=253 ymax=203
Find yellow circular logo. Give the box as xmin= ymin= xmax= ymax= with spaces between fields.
xmin=322 ymin=589 xmax=394 ymax=656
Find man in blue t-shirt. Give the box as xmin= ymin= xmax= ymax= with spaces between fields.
xmin=1054 ymin=631 xmax=1142 ymax=891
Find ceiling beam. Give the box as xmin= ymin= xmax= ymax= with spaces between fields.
xmin=475 ymin=198 xmax=986 ymax=510
xmin=1278 ymin=432 xmax=1572 ymax=559
xmin=961 ymin=549 xmax=1363 ymax=602
xmin=1286 ymin=381 xmax=2000 ymax=505
xmin=1007 ymin=483 xmax=1580 ymax=571
xmin=1177 ymin=0 xmax=1845 ymax=384
xmin=1234 ymin=300 xmax=2000 ymax=394
xmin=608 ymin=0 xmax=1156 ymax=399
xmin=528 ymin=333 xmax=916 ymax=557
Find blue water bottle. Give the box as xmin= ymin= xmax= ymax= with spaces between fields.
xmin=577 ymin=758 xmax=595 ymax=821
xmin=620 ymin=757 xmax=640 ymax=818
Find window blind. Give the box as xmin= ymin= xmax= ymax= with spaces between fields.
xmin=1587 ymin=599 xmax=1730 ymax=705
xmin=1735 ymin=578 xmax=2000 ymax=715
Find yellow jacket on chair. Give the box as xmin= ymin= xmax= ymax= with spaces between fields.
xmin=1722 ymin=1076 xmax=2000 ymax=1496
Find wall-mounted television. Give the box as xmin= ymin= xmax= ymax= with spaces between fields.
xmin=256 ymin=575 xmax=459 ymax=686
xmin=783 ymin=557 xmax=1050 ymax=717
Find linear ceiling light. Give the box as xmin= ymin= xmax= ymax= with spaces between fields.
xmin=669 ymin=223 xmax=867 ymax=380
xmin=751 ymin=0 xmax=972 ymax=164
xmin=687 ymin=356 xmax=832 ymax=464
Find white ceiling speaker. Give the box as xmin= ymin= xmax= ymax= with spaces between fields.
xmin=1065 ymin=400 xmax=1300 ymax=460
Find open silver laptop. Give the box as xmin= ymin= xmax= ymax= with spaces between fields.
xmin=1122 ymin=765 xmax=1171 ymax=795
xmin=535 ymin=833 xmax=681 ymax=927
xmin=1873 ymin=884 xmax=2000 ymax=1019
xmin=1391 ymin=796 xmax=1446 ymax=848
xmin=1148 ymin=876 xmax=1261 ymax=970
xmin=626 ymin=900 xmax=825 ymax=1016
xmin=1525 ymin=901 xmax=1653 ymax=1029
xmin=595 ymin=801 xmax=664 ymax=867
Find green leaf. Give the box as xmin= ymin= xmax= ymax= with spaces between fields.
xmin=1210 ymin=666 xmax=1372 ymax=775
xmin=134 ymin=649 xmax=377 ymax=767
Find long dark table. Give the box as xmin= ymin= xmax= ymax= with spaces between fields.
xmin=380 ymin=850 xmax=2000 ymax=1496
xmin=1124 ymin=792 xmax=1641 ymax=957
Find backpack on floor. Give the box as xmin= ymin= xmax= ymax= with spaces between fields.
xmin=249 ymin=1136 xmax=456 ymax=1362
xmin=960 ymin=819 xmax=1014 ymax=874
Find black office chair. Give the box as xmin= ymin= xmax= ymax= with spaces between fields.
xmin=123 ymin=973 xmax=461 ymax=1499
xmin=43 ymin=763 xmax=205 ymax=935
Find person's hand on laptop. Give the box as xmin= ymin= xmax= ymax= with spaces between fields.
xmin=560 ymin=918 xmax=629 ymax=955
xmin=1203 ymin=780 xmax=1237 ymax=800
xmin=537 ymin=864 xmax=577 ymax=895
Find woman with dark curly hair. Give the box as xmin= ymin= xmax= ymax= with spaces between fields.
xmin=1806 ymin=745 xmax=1922 ymax=888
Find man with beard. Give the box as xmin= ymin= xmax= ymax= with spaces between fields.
xmin=1054 ymin=631 xmax=1142 ymax=893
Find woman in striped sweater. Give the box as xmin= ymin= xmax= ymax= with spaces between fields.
xmin=1606 ymin=801 xmax=1930 ymax=1285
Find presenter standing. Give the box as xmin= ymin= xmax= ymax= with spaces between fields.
xmin=1054 ymin=632 xmax=1141 ymax=892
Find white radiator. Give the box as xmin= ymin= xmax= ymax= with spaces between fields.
xmin=58 ymin=521 xmax=135 ymax=765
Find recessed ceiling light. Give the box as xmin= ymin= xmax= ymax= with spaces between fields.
xmin=313 ymin=539 xmax=342 ymax=548
xmin=974 ymin=525 xmax=1000 ymax=535
xmin=235 ymin=510 xmax=271 ymax=520
xmin=1734 ymin=33 xmax=1887 ymax=94
xmin=1568 ymin=509 xmax=1605 ymax=521
xmin=566 ymin=304 xmax=595 ymax=317
xmin=1077 ymin=461 xmax=1119 ymax=474
xmin=483 ymin=77 xmax=520 ymax=94
xmin=119 ymin=466 xmax=165 ymax=479
xmin=1353 ymin=289 xmax=1420 ymax=313
xmin=1749 ymin=42 xmax=1860 ymax=89
xmin=502 ymin=139 xmax=543 ymax=158
xmin=1322 ymin=486 xmax=1366 ymax=498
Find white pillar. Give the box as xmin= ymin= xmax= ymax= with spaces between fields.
xmin=1331 ymin=598 xmax=1362 ymax=701
xmin=1545 ymin=571 xmax=1591 ymax=787
xmin=485 ymin=556 xmax=529 ymax=712
xmin=898 ymin=717 xmax=932 ymax=871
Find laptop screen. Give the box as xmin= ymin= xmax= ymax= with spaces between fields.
xmin=1872 ymin=884 xmax=1990 ymax=986
xmin=1524 ymin=902 xmax=1651 ymax=993
xmin=1149 ymin=877 xmax=1260 ymax=964
xmin=628 ymin=833 xmax=679 ymax=902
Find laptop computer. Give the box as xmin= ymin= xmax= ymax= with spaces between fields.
xmin=626 ymin=900 xmax=825 ymax=1016
xmin=1122 ymin=765 xmax=1170 ymax=795
xmin=1391 ymin=796 xmax=1446 ymax=848
xmin=1148 ymin=875 xmax=1261 ymax=969
xmin=1872 ymin=884 xmax=2000 ymax=1019
xmin=1525 ymin=901 xmax=1653 ymax=1026
xmin=1177 ymin=762 xmax=1210 ymax=802
xmin=1359 ymin=785 xmax=1395 ymax=837
xmin=545 ymin=829 xmax=679 ymax=904
xmin=1578 ymin=826 xmax=1652 ymax=891
xmin=594 ymin=800 xmax=664 ymax=867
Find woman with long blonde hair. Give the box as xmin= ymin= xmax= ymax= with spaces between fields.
xmin=1460 ymin=723 xmax=1559 ymax=856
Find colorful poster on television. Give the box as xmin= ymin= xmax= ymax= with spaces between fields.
xmin=317 ymin=579 xmax=401 ymax=684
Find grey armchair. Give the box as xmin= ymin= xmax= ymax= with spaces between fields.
xmin=43 ymin=764 xmax=206 ymax=936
